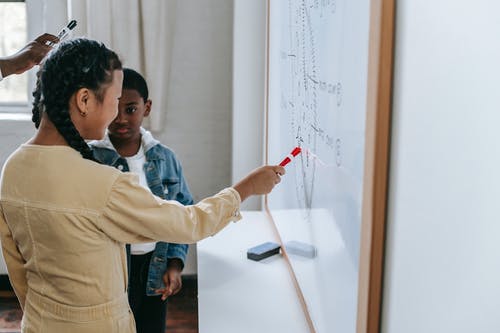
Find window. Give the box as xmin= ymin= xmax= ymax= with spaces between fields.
xmin=0 ymin=0 xmax=28 ymax=112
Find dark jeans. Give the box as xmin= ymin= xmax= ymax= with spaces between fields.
xmin=128 ymin=251 xmax=167 ymax=333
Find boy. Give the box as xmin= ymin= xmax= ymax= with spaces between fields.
xmin=91 ymin=68 xmax=192 ymax=333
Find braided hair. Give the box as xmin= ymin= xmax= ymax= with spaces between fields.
xmin=32 ymin=38 xmax=122 ymax=161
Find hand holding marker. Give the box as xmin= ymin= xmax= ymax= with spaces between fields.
xmin=46 ymin=20 xmax=77 ymax=46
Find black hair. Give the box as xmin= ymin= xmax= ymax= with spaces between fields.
xmin=122 ymin=68 xmax=149 ymax=102
xmin=31 ymin=38 xmax=122 ymax=162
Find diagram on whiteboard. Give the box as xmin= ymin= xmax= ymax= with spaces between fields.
xmin=276 ymin=0 xmax=343 ymax=212
xmin=267 ymin=0 xmax=370 ymax=331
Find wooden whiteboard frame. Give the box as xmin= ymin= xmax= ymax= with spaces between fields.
xmin=356 ymin=0 xmax=395 ymax=331
xmin=263 ymin=0 xmax=395 ymax=332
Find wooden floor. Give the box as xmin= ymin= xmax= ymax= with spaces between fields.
xmin=0 ymin=275 xmax=198 ymax=333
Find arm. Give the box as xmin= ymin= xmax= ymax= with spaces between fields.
xmin=158 ymin=244 xmax=188 ymax=300
xmin=0 ymin=34 xmax=58 ymax=79
xmin=98 ymin=165 xmax=285 ymax=245
xmin=157 ymin=257 xmax=184 ymax=300
xmin=0 ymin=206 xmax=27 ymax=310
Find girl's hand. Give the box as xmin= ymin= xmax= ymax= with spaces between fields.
xmin=233 ymin=165 xmax=285 ymax=202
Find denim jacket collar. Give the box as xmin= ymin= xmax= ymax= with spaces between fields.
xmin=90 ymin=127 xmax=164 ymax=164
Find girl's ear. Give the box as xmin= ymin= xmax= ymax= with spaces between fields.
xmin=144 ymin=99 xmax=152 ymax=117
xmin=75 ymin=88 xmax=91 ymax=113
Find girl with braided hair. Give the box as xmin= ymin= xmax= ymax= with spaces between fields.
xmin=0 ymin=38 xmax=284 ymax=333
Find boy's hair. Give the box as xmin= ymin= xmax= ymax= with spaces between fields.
xmin=123 ymin=68 xmax=149 ymax=102
xmin=31 ymin=38 xmax=122 ymax=162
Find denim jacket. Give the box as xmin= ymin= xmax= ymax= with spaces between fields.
xmin=90 ymin=128 xmax=193 ymax=296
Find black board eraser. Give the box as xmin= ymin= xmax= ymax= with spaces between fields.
xmin=247 ymin=242 xmax=281 ymax=261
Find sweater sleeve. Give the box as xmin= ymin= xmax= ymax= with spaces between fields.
xmin=98 ymin=172 xmax=242 ymax=244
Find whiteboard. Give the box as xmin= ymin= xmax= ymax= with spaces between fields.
xmin=266 ymin=0 xmax=371 ymax=331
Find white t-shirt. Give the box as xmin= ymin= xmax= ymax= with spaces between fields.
xmin=125 ymin=145 xmax=157 ymax=255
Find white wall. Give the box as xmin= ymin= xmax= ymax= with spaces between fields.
xmin=382 ymin=1 xmax=500 ymax=332
xmin=156 ymin=1 xmax=233 ymax=203
xmin=231 ymin=0 xmax=266 ymax=210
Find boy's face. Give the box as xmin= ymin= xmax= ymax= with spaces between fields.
xmin=108 ymin=88 xmax=151 ymax=142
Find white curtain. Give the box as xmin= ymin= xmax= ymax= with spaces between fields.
xmin=28 ymin=0 xmax=178 ymax=132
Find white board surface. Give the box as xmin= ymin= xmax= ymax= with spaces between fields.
xmin=267 ymin=0 xmax=371 ymax=331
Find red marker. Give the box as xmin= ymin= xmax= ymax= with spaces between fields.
xmin=279 ymin=147 xmax=302 ymax=167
